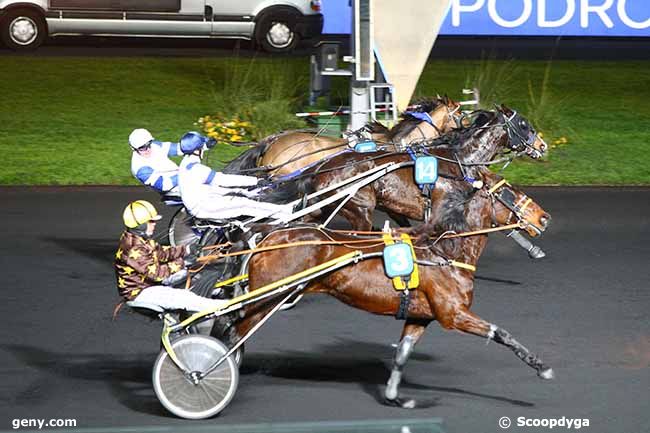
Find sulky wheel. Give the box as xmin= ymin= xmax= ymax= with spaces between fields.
xmin=152 ymin=335 xmax=239 ymax=419
xmin=168 ymin=207 xmax=199 ymax=247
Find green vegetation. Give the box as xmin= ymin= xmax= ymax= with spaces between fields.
xmin=1 ymin=56 xmax=649 ymax=185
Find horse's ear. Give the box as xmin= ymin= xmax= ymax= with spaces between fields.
xmin=498 ymin=104 xmax=512 ymax=114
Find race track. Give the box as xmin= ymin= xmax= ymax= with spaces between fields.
xmin=0 ymin=187 xmax=648 ymax=433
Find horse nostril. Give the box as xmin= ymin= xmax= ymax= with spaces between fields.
xmin=540 ymin=214 xmax=551 ymax=228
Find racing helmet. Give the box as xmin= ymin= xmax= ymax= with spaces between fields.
xmin=180 ymin=131 xmax=208 ymax=155
xmin=129 ymin=128 xmax=154 ymax=150
xmin=122 ymin=200 xmax=162 ymax=229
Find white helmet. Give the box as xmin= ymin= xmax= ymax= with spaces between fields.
xmin=129 ymin=128 xmax=154 ymax=150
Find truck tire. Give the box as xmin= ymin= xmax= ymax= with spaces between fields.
xmin=255 ymin=10 xmax=300 ymax=53
xmin=1 ymin=8 xmax=46 ymax=50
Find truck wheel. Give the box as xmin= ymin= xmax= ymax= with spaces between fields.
xmin=1 ymin=9 xmax=46 ymax=50
xmin=255 ymin=12 xmax=300 ymax=53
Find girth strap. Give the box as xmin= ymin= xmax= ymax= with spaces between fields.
xmin=395 ymin=289 xmax=411 ymax=321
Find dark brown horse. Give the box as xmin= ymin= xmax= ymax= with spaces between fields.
xmin=223 ymin=97 xmax=463 ymax=177
xmin=236 ymin=169 xmax=553 ymax=408
xmin=298 ymin=106 xmax=547 ymax=230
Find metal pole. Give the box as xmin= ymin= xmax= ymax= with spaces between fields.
xmin=350 ymin=0 xmax=370 ymax=131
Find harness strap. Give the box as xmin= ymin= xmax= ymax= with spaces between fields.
xmin=488 ymin=178 xmax=508 ymax=194
xmin=449 ymin=260 xmax=477 ymax=272
xmin=395 ymin=290 xmax=411 ymax=321
xmin=112 ymin=301 xmax=125 ymax=320
xmin=214 ymin=273 xmax=248 ymax=289
xmin=519 ymin=197 xmax=533 ymax=213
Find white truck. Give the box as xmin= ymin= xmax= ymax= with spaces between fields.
xmin=0 ymin=0 xmax=323 ymax=52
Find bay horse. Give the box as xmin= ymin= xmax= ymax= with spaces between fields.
xmin=298 ymin=105 xmax=547 ymax=230
xmin=237 ymin=169 xmax=553 ymax=408
xmin=223 ymin=97 xmax=462 ymax=177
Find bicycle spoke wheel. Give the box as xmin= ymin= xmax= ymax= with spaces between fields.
xmin=169 ymin=208 xmax=199 ymax=247
xmin=152 ymin=335 xmax=238 ymax=419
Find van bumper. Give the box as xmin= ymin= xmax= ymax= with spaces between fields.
xmin=295 ymin=13 xmax=323 ymax=39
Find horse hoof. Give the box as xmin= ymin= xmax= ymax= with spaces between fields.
xmin=529 ymin=246 xmax=546 ymax=259
xmin=538 ymin=367 xmax=555 ymax=380
xmin=384 ymin=397 xmax=417 ymax=409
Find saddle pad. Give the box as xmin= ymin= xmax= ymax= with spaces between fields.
xmin=382 ymin=233 xmax=419 ymax=291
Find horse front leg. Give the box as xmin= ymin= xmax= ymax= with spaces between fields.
xmin=386 ymin=211 xmax=412 ymax=228
xmin=339 ymin=190 xmax=376 ymax=231
xmin=384 ymin=319 xmax=429 ymax=408
xmin=450 ymin=307 xmax=554 ymax=380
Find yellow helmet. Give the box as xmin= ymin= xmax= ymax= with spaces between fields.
xmin=122 ymin=200 xmax=162 ymax=228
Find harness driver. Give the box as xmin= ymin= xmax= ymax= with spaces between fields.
xmin=114 ymin=200 xmax=227 ymax=312
xmin=178 ymin=131 xmax=293 ymax=222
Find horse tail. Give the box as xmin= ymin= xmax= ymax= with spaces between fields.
xmin=295 ymin=173 xmax=315 ymax=196
xmin=259 ymin=168 xmax=316 ymax=205
xmin=222 ymin=145 xmax=266 ymax=174
xmin=223 ymin=133 xmax=286 ymax=174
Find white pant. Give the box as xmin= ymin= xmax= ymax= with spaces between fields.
xmin=134 ymin=285 xmax=226 ymax=312
xmin=187 ymin=194 xmax=292 ymax=221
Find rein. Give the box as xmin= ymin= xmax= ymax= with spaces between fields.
xmin=196 ymin=221 xmax=526 ymax=263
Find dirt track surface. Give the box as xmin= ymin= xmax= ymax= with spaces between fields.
xmin=0 ymin=187 xmax=648 ymax=433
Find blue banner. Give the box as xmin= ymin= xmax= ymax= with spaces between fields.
xmin=323 ymin=0 xmax=650 ymax=37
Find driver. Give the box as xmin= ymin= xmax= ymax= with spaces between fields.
xmin=129 ymin=128 xmax=184 ymax=196
xmin=177 ymin=131 xmax=292 ymax=221
xmin=114 ymin=200 xmax=226 ymax=312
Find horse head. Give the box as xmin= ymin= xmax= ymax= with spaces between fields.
xmin=496 ymin=105 xmax=547 ymax=159
xmin=479 ymin=170 xmax=551 ymax=237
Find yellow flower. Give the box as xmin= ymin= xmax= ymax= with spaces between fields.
xmin=205 ymin=122 xmax=214 ymax=129
xmin=230 ymin=134 xmax=242 ymax=141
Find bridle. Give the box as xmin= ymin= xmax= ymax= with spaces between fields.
xmin=482 ymin=177 xmax=544 ymax=236
xmin=499 ymin=110 xmax=546 ymax=159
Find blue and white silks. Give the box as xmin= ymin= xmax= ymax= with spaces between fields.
xmin=131 ymin=140 xmax=182 ymax=195
xmin=178 ymin=155 xmax=292 ymax=221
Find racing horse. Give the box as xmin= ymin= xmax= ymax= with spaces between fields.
xmin=298 ymin=105 xmax=547 ymax=230
xmin=223 ymin=97 xmax=463 ymax=177
xmin=237 ymin=169 xmax=553 ymax=408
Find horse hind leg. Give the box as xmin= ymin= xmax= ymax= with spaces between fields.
xmin=451 ymin=307 xmax=554 ymax=380
xmin=384 ymin=320 xmax=428 ymax=408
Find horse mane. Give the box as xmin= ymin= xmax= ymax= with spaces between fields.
xmin=387 ymin=97 xmax=446 ymax=140
xmin=366 ymin=120 xmax=390 ymax=134
xmin=408 ymin=186 xmax=474 ymax=256
xmin=421 ymin=110 xmax=497 ymax=151
xmin=410 ymin=96 xmax=448 ymax=114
